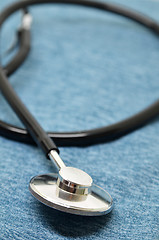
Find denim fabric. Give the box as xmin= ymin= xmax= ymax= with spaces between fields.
xmin=0 ymin=0 xmax=159 ymax=239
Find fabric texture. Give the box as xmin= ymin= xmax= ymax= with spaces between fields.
xmin=0 ymin=0 xmax=159 ymax=239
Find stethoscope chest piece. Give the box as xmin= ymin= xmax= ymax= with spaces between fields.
xmin=29 ymin=167 xmax=113 ymax=216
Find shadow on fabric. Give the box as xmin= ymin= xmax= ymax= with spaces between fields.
xmin=35 ymin=202 xmax=113 ymax=237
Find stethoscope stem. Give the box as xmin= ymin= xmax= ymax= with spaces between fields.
xmin=49 ymin=150 xmax=66 ymax=170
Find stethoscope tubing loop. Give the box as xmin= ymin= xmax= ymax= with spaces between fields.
xmin=0 ymin=0 xmax=159 ymax=148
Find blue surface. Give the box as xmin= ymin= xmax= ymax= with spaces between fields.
xmin=0 ymin=0 xmax=159 ymax=239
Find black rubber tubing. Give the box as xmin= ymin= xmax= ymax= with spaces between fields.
xmin=4 ymin=28 xmax=31 ymax=77
xmin=0 ymin=0 xmax=159 ymax=149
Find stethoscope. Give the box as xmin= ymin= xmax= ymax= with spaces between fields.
xmin=0 ymin=0 xmax=159 ymax=216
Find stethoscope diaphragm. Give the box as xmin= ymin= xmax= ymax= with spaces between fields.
xmin=29 ymin=168 xmax=113 ymax=216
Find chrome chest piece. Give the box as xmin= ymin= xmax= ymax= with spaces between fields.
xmin=29 ymin=150 xmax=113 ymax=216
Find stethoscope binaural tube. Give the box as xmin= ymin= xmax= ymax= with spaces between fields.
xmin=0 ymin=0 xmax=159 ymax=148
xmin=0 ymin=0 xmax=159 ymax=216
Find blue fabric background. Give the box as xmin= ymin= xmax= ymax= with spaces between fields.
xmin=0 ymin=0 xmax=159 ymax=239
